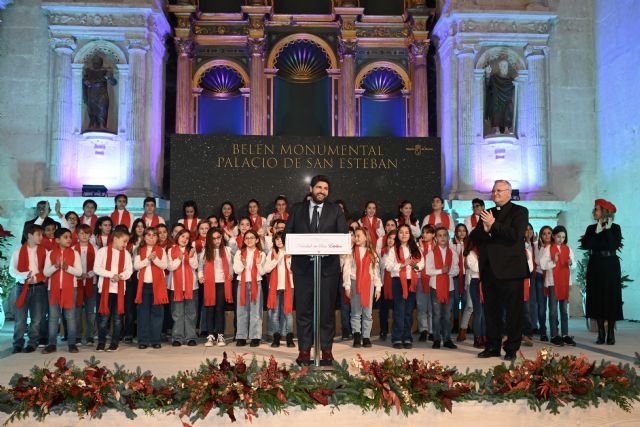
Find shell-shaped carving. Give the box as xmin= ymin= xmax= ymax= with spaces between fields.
xmin=275 ymin=40 xmax=330 ymax=83
xmin=200 ymin=66 xmax=244 ymax=97
xmin=361 ymin=67 xmax=405 ymax=98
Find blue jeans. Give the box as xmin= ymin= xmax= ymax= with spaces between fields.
xmin=534 ymin=272 xmax=547 ymax=335
xmin=268 ymin=289 xmax=294 ymax=336
xmin=391 ymin=278 xmax=416 ymax=344
xmin=77 ymin=284 xmax=97 ymax=342
xmin=171 ymin=292 xmax=199 ymax=343
xmin=98 ymin=293 xmax=122 ymax=345
xmin=416 ymin=280 xmax=432 ymax=333
xmin=12 ymin=282 xmax=47 ymax=348
xmin=431 ymin=289 xmax=454 ymax=342
xmin=137 ymin=283 xmax=164 ymax=345
xmin=49 ymin=288 xmax=77 ymax=347
xmin=236 ymin=282 xmax=263 ymax=340
xmin=548 ymin=286 xmax=568 ymax=337
xmin=349 ymin=280 xmax=374 ymax=338
xmin=469 ymin=279 xmax=485 ymax=337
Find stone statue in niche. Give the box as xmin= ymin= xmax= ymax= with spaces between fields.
xmin=83 ymin=55 xmax=117 ymax=131
xmin=484 ymin=59 xmax=515 ymax=135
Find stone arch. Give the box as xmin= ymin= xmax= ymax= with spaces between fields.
xmin=192 ymin=59 xmax=250 ymax=89
xmin=74 ymin=40 xmax=127 ymax=65
xmin=266 ymin=33 xmax=338 ymax=70
xmin=476 ymin=46 xmax=526 ymax=72
xmin=355 ymin=60 xmax=412 ymax=92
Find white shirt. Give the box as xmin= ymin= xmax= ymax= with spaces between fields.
xmin=90 ymin=234 xmax=110 ymax=248
xmin=77 ymin=243 xmax=97 ymax=281
xmin=94 ymin=246 xmax=134 ymax=293
xmin=198 ymin=247 xmax=233 ymax=283
xmin=167 ymin=246 xmax=199 ymax=291
xmin=342 ymin=247 xmax=382 ymax=290
xmin=43 ymin=248 xmax=83 ymax=288
xmin=425 ymin=246 xmax=460 ymax=291
xmin=357 ymin=216 xmax=385 ymax=239
xmin=464 ymin=214 xmax=480 ymax=232
xmin=178 ymin=217 xmax=200 ymax=232
xmin=309 ymin=202 xmax=324 ymax=227
xmin=142 ymin=214 xmax=165 ymax=227
xmin=9 ymin=245 xmax=43 ymax=284
xmin=395 ymin=218 xmax=421 ymax=239
xmin=422 ymin=212 xmax=455 ymax=232
xmin=233 ymin=247 xmax=265 ymax=281
xmin=384 ymin=244 xmax=425 ymax=277
xmin=81 ymin=215 xmax=95 ymax=226
xmin=465 ymin=250 xmax=480 ymax=284
xmin=539 ymin=244 xmax=575 ymax=288
xmin=264 ymin=249 xmax=295 ymax=291
xmin=133 ymin=247 xmax=168 ymax=284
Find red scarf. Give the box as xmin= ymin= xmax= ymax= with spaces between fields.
xmin=202 ymin=248 xmax=233 ymax=306
xmin=170 ymin=246 xmax=195 ymax=301
xmin=396 ymin=246 xmax=419 ymax=299
xmin=183 ymin=218 xmax=198 ymax=239
xmin=354 ymin=246 xmax=373 ymax=308
xmin=397 ymin=216 xmax=417 ymax=227
xmin=267 ymin=250 xmax=293 ymax=313
xmin=71 ymin=230 xmax=78 ymax=244
xmin=420 ymin=240 xmax=434 ymax=292
xmin=135 ymin=246 xmax=169 ymax=305
xmin=427 ymin=212 xmax=451 ymax=229
xmin=361 ymin=216 xmax=380 ymax=247
xmin=221 ymin=219 xmax=235 ymax=232
xmin=456 ymin=243 xmax=465 ymax=296
xmin=274 ymin=212 xmax=289 ymax=221
xmin=433 ymin=246 xmax=453 ymax=304
xmin=15 ymin=244 xmax=47 ymax=308
xmin=48 ymin=247 xmax=77 ymax=309
xmin=550 ymin=244 xmax=570 ymax=301
xmin=250 ymin=215 xmax=263 ymax=232
xmin=235 ymin=235 xmax=244 ymax=250
xmin=73 ymin=243 xmax=96 ymax=306
xmin=83 ymin=215 xmax=98 ymax=230
xmin=239 ymin=248 xmax=260 ymax=306
xmin=470 ymin=214 xmax=478 ymax=228
xmin=110 ymin=209 xmax=132 ymax=229
xmin=95 ymin=234 xmax=113 ymax=249
xmin=41 ymin=237 xmax=56 ymax=252
xmin=99 ymin=246 xmax=127 ymax=315
xmin=381 ymin=245 xmax=393 ymax=300
xmin=194 ymin=235 xmax=206 ymax=254
xmin=144 ymin=214 xmax=161 ymax=227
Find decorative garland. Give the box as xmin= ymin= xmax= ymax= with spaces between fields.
xmin=0 ymin=349 xmax=638 ymax=426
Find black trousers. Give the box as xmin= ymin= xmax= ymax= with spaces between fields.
xmin=293 ymin=271 xmax=340 ymax=351
xmin=482 ymin=267 xmax=524 ymax=354
xmin=123 ymin=276 xmax=138 ymax=338
xmin=205 ymin=283 xmax=226 ymax=335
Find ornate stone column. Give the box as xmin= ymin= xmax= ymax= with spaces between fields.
xmin=410 ymin=40 xmax=429 ymax=137
xmin=456 ymin=44 xmax=476 ymax=195
xmin=127 ymin=39 xmax=149 ymax=189
xmin=339 ymin=39 xmax=357 ymax=137
xmin=175 ymin=38 xmax=193 ymax=135
xmin=48 ymin=36 xmax=76 ymax=193
xmin=248 ymin=37 xmax=266 ymax=135
xmin=525 ymin=45 xmax=549 ymax=193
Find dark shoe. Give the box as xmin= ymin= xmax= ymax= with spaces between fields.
xmin=362 ymin=338 xmax=372 ymax=348
xmin=353 ymin=332 xmax=362 ymax=348
xmin=456 ymin=329 xmax=467 ymax=342
xmin=42 ymin=345 xmax=57 ymax=354
xmin=296 ymin=350 xmax=312 ymax=366
xmin=236 ymin=339 xmax=247 ymax=347
xmin=24 ymin=345 xmax=36 ymax=353
xmin=286 ymin=333 xmax=295 ymax=348
xmin=187 ymin=340 xmax=197 ymax=347
xmin=12 ymin=347 xmax=22 ymax=354
xmin=428 ymin=333 xmax=434 ymax=342
xmin=540 ymin=334 xmax=549 ymax=342
xmin=341 ymin=329 xmax=352 ymax=341
xmin=403 ymin=342 xmax=412 ymax=349
xmin=550 ymin=336 xmax=564 ymax=346
xmin=96 ymin=342 xmax=106 ymax=352
xmin=271 ymin=333 xmax=281 ymax=348
xmin=172 ymin=341 xmax=182 ymax=347
xmin=432 ymin=340 xmax=441 ymax=349
xmin=107 ymin=343 xmax=119 ymax=352
xmin=418 ymin=330 xmax=428 ymax=342
xmin=478 ymin=349 xmax=501 ymax=358
xmin=123 ymin=336 xmax=133 ymax=344
xmin=320 ymin=349 xmax=334 ymax=366
xmin=473 ymin=336 xmax=483 ymax=349
xmin=69 ymin=345 xmax=79 ymax=353
xmin=452 ymin=319 xmax=459 ymax=334
xmin=138 ymin=344 xmax=148 ymax=349
xmin=379 ymin=332 xmax=387 ymax=341
xmin=504 ymin=352 xmax=517 ymax=361
xmin=532 ymin=328 xmax=540 ymax=335
xmin=562 ymin=335 xmax=576 ymax=346
xmin=61 ymin=336 xmax=68 ymax=342
xmin=38 ymin=338 xmax=47 ymax=348
xmin=596 ymin=319 xmax=606 ymax=345
xmin=392 ymin=342 xmax=402 ymax=349
xmin=443 ymin=340 xmax=458 ymax=349
xmin=152 ymin=344 xmax=162 ymax=349
xmin=607 ymin=321 xmax=616 ymax=345
xmin=250 ymin=339 xmax=260 ymax=347
xmin=86 ymin=337 xmax=95 ymax=345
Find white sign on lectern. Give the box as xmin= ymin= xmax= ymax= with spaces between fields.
xmin=285 ymin=233 xmax=352 ymax=255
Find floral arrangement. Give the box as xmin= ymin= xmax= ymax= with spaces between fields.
xmin=0 ymin=350 xmax=638 ymax=426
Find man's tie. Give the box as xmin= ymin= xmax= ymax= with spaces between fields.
xmin=311 ymin=205 xmax=319 ymax=233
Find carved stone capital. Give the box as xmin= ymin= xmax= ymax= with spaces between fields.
xmin=454 ymin=43 xmax=477 ymax=58
xmin=174 ymin=38 xmax=194 ymax=57
xmin=247 ymin=37 xmax=266 ymax=57
xmin=525 ymin=45 xmax=546 ymax=58
xmin=50 ymin=36 xmax=76 ymax=54
xmin=176 ymin=14 xmax=192 ymax=30
xmin=128 ymin=39 xmax=150 ymax=53
xmin=47 ymin=12 xmax=146 ymax=27
xmin=338 ymin=39 xmax=358 ymax=59
xmin=409 ymin=39 xmax=429 ymax=61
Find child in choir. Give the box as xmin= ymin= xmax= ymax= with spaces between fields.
xmin=179 ymin=200 xmax=200 ymax=239
xmin=74 ymin=224 xmax=97 ymax=346
xmin=233 ymin=229 xmax=266 ymax=347
xmin=81 ymin=199 xmax=99 ymax=229
xmin=157 ymin=223 xmax=171 ymax=249
xmin=521 ymin=238 xmax=535 ymax=346
xmin=358 ymin=201 xmax=385 ymax=250
xmin=263 ymin=219 xmax=286 ymax=253
xmin=247 ymin=199 xmax=268 ymax=234
xmin=540 ymin=225 xmax=576 ymax=347
xmin=42 ymin=228 xmax=83 ymax=354
xmin=230 ymin=217 xmax=251 ymax=253
xmin=168 ymin=229 xmax=199 ymax=346
xmin=340 ymin=229 xmax=355 ymax=341
xmin=425 ymin=227 xmax=459 ymax=349
xmin=535 ymin=225 xmax=553 ymax=342
xmin=417 ymin=225 xmax=435 ymax=342
xmin=452 ymin=223 xmax=469 ymax=340
xmin=41 ymin=218 xmax=58 ymax=252
xmin=199 ymin=228 xmax=233 ymax=347
xmin=92 ymin=216 xmax=113 ymax=248
xmin=343 ymin=227 xmax=382 ymax=348
xmin=171 ymin=223 xmax=185 ymax=239
xmin=54 ymin=200 xmax=79 ymax=241
xmin=266 ymin=195 xmax=289 ymax=225
xmin=123 ymin=218 xmax=146 ymax=343
xmin=206 ymin=215 xmax=219 ymax=228
xmin=142 ymin=197 xmax=165 ymax=228
xmin=464 ymin=198 xmax=485 ymax=231
xmin=464 ymin=239 xmax=484 ymax=348
xmin=193 ymin=221 xmax=211 ymax=336
xmin=422 ymin=196 xmax=454 ymax=233
xmin=378 ymin=229 xmax=397 ymax=341
xmin=219 ymin=201 xmax=237 ymax=240
xmin=264 ymin=231 xmax=295 ymax=348
xmin=385 ymin=224 xmax=424 ymax=349
xmin=134 ymin=227 xmax=169 ymax=349
xmin=94 ymin=229 xmax=132 ymax=352
xmin=396 ymin=200 xmax=421 ymax=239
xmin=376 ymin=218 xmax=397 ymax=255
xmin=111 ymin=194 xmax=133 ymax=230
xmin=193 ymin=221 xmax=209 ymax=255
xmin=10 ymin=224 xmax=46 ymax=353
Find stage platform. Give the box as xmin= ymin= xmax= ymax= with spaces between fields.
xmin=0 ymin=318 xmax=639 ymax=426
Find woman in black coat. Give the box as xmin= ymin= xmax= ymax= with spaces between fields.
xmin=579 ymin=199 xmax=623 ymax=345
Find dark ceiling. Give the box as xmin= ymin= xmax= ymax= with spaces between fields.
xmin=197 ymin=0 xmax=435 ymax=15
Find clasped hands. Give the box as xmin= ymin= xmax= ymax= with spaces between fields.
xmin=480 ymin=210 xmax=496 ymax=233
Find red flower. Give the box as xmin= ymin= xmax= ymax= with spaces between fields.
xmin=54 ymin=357 xmax=67 ymax=370
xmin=235 ymin=362 xmax=247 ymax=375
xmin=601 ymin=364 xmax=625 ymax=379
xmin=308 ymin=388 xmax=334 ymax=406
xmin=0 ymin=225 xmax=14 ymax=238
xmin=219 ymin=390 xmax=238 ymax=405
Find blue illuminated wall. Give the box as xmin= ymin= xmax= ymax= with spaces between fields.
xmin=198 ymin=96 xmax=244 ymax=135
xmin=360 ymin=97 xmax=406 ymax=137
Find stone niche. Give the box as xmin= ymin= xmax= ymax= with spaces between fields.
xmin=41 ymin=2 xmax=170 ymax=197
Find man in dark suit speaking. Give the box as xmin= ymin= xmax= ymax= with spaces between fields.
xmin=469 ymin=179 xmax=529 ymax=361
xmin=284 ymin=175 xmax=348 ymax=366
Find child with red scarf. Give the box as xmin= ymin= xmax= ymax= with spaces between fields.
xmin=94 ymin=228 xmax=133 ymax=352
xmin=540 ymin=225 xmax=576 ymax=347
xmin=378 ymin=228 xmax=397 ymax=341
xmin=422 ymin=196 xmax=455 ymax=233
xmin=141 ymin=197 xmax=165 ymax=228
xmin=358 ymin=201 xmax=385 ymax=250
xmin=425 ymin=227 xmax=459 ymax=350
xmin=167 ymin=229 xmax=199 ymax=347
xmin=342 ymin=227 xmax=382 ymax=348
xmin=416 ymin=225 xmax=435 ymax=342
xmin=111 ymin=194 xmax=133 ymax=231
xmin=264 ymin=231 xmax=295 ymax=348
xmin=92 ymin=216 xmax=113 ymax=248
xmin=10 ymin=224 xmax=46 ymax=353
xmin=384 ymin=224 xmax=424 ymax=349
xmin=232 ymin=229 xmax=266 ymax=347
xmin=178 ymin=200 xmax=201 ymax=240
xmin=74 ymin=224 xmax=97 ymax=346
xmin=42 ymin=228 xmax=83 ymax=354
xmin=266 ymin=195 xmax=289 ymax=226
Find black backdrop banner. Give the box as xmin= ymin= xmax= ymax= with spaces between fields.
xmin=169 ymin=135 xmax=441 ymax=222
